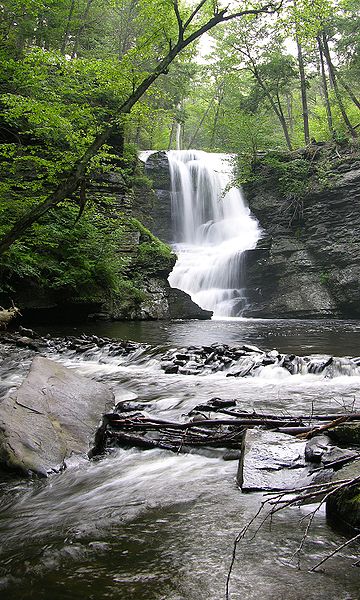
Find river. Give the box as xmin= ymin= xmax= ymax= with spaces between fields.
xmin=0 ymin=317 xmax=359 ymax=600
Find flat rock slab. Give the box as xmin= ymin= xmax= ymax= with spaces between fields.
xmin=0 ymin=356 xmax=114 ymax=477
xmin=238 ymin=429 xmax=314 ymax=491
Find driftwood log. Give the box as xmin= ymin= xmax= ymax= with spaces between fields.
xmin=101 ymin=410 xmax=360 ymax=456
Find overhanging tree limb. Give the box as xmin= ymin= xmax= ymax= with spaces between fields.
xmin=0 ymin=0 xmax=282 ymax=256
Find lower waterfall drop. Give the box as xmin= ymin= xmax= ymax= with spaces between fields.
xmin=167 ymin=150 xmax=261 ymax=317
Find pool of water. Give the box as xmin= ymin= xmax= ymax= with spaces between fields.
xmin=37 ymin=317 xmax=360 ymax=356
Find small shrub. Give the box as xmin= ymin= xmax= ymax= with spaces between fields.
xmin=319 ymin=272 xmax=330 ymax=285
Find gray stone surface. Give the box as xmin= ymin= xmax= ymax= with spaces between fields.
xmin=142 ymin=152 xmax=173 ymax=242
xmin=328 ymin=422 xmax=360 ymax=445
xmin=242 ymin=160 xmax=360 ymax=319
xmin=167 ymin=287 xmax=213 ymax=320
xmin=0 ymin=357 xmax=114 ymax=476
xmin=305 ymin=433 xmax=358 ymax=467
xmin=237 ymin=429 xmax=319 ymax=491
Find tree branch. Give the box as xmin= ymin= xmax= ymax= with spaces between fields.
xmin=173 ymin=0 xmax=184 ymax=41
xmin=183 ymin=0 xmax=208 ymax=31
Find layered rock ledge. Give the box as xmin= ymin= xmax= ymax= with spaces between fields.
xmin=0 ymin=356 xmax=114 ymax=476
xmin=242 ymin=147 xmax=360 ymax=319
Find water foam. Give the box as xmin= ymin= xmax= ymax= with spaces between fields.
xmin=166 ymin=150 xmax=261 ymax=316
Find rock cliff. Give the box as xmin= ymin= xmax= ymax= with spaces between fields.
xmin=242 ymin=146 xmax=360 ymax=319
xmin=137 ymin=151 xmax=173 ymax=242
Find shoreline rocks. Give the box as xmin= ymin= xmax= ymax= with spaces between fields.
xmin=160 ymin=343 xmax=360 ymax=378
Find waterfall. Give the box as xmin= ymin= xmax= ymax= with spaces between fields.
xmin=167 ymin=150 xmax=261 ymax=317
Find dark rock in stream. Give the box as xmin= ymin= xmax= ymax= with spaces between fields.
xmin=115 ymin=400 xmax=150 ymax=413
xmin=305 ymin=434 xmax=332 ymax=463
xmin=209 ymin=398 xmax=237 ymax=408
xmin=305 ymin=434 xmax=359 ymax=468
xmin=326 ymin=462 xmax=360 ymax=530
xmin=15 ymin=336 xmax=40 ymax=351
xmin=167 ymin=287 xmax=213 ymax=320
xmin=328 ymin=422 xmax=360 ymax=445
xmin=160 ymin=342 xmax=360 ymax=379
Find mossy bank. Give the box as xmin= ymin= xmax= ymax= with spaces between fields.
xmin=0 ymin=148 xmax=210 ymax=323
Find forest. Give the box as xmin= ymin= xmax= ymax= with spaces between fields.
xmin=0 ymin=0 xmax=359 ymax=309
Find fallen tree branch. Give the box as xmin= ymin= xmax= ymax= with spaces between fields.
xmin=296 ymin=416 xmax=349 ymax=439
xmin=310 ymin=532 xmax=360 ymax=572
xmin=225 ymin=476 xmax=360 ymax=598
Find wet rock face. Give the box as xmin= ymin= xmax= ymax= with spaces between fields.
xmin=243 ymin=161 xmax=360 ymax=319
xmin=167 ymin=287 xmax=213 ymax=320
xmin=326 ymin=462 xmax=360 ymax=531
xmin=237 ymin=429 xmax=314 ymax=491
xmin=328 ymin=423 xmax=360 ymax=445
xmin=142 ymin=152 xmax=173 ymax=242
xmin=0 ymin=355 xmax=114 ymax=477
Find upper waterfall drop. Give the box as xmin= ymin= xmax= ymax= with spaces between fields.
xmin=166 ymin=150 xmax=261 ymax=317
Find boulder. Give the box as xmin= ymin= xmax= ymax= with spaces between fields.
xmin=167 ymin=287 xmax=213 ymax=319
xmin=305 ymin=434 xmax=358 ymax=466
xmin=237 ymin=429 xmax=324 ymax=491
xmin=328 ymin=423 xmax=360 ymax=445
xmin=326 ymin=462 xmax=360 ymax=530
xmin=0 ymin=357 xmax=114 ymax=477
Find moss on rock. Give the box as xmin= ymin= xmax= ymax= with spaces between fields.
xmin=326 ymin=462 xmax=360 ymax=531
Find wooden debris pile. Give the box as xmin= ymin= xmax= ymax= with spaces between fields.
xmin=99 ymin=398 xmax=360 ymax=480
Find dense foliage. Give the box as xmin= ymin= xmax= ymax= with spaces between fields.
xmin=0 ymin=0 xmax=358 ymax=314
xmin=0 ymin=0 xmax=190 ymax=304
xmin=180 ymin=0 xmax=360 ymax=155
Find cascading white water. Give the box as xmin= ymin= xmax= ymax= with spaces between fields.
xmin=167 ymin=150 xmax=261 ymax=317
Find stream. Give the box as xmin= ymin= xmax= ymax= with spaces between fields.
xmin=0 ymin=318 xmax=360 ymax=599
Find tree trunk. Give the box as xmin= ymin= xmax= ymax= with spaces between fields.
xmin=187 ymin=88 xmax=220 ymax=149
xmin=210 ymin=85 xmax=224 ymax=149
xmin=251 ymin=65 xmax=293 ymax=150
xmin=286 ymin=93 xmax=294 ymax=135
xmin=71 ymin=0 xmax=94 ymax=58
xmin=317 ymin=36 xmax=334 ymax=138
xmin=296 ymin=36 xmax=310 ymax=145
xmin=61 ymin=0 xmax=76 ymax=54
xmin=168 ymin=121 xmax=176 ymax=150
xmin=321 ymin=32 xmax=357 ymax=138
xmin=336 ymin=72 xmax=360 ymax=111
